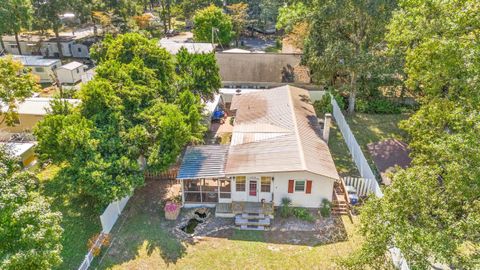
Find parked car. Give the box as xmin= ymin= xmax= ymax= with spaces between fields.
xmin=345 ymin=185 xmax=359 ymax=205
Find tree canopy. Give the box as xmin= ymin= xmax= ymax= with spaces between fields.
xmin=0 ymin=0 xmax=33 ymax=54
xmin=0 ymin=57 xmax=40 ymax=127
xmin=193 ymin=4 xmax=233 ymax=46
xmin=0 ymin=148 xmax=63 ymax=270
xmin=35 ymin=33 xmax=217 ymax=205
xmin=345 ymin=0 xmax=480 ymax=269
xmin=303 ymin=0 xmax=397 ymax=113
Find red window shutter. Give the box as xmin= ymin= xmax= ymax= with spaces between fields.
xmin=288 ymin=180 xmax=294 ymax=193
xmin=306 ymin=180 xmax=312 ymax=194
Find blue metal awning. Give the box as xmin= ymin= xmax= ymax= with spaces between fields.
xmin=177 ymin=145 xmax=229 ymax=179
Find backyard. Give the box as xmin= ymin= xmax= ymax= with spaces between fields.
xmin=328 ymin=113 xmax=410 ymax=178
xmin=93 ymin=180 xmax=363 ymax=270
xmin=36 ymin=165 xmax=101 ymax=269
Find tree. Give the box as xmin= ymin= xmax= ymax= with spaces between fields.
xmin=344 ymin=0 xmax=480 ymax=268
xmin=32 ymin=0 xmax=72 ymax=58
xmin=34 ymin=33 xmax=211 ymax=205
xmin=0 ymin=57 xmax=39 ymax=127
xmin=175 ymin=47 xmax=221 ymax=101
xmin=0 ymin=0 xmax=33 ymax=55
xmin=193 ymin=5 xmax=233 ymax=46
xmin=0 ymin=148 xmax=63 ymax=270
xmin=226 ymin=2 xmax=249 ymax=47
xmin=276 ymin=2 xmax=310 ymax=50
xmin=303 ymin=0 xmax=397 ymax=113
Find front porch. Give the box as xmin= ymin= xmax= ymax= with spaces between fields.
xmin=215 ymin=201 xmax=274 ymax=218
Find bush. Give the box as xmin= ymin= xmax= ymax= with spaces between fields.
xmin=279 ymin=197 xmax=292 ymax=218
xmin=313 ymin=94 xmax=332 ymax=117
xmin=355 ymin=98 xmax=401 ymax=114
xmin=292 ymin=208 xmax=315 ymax=222
xmin=320 ymin=198 xmax=332 ymax=218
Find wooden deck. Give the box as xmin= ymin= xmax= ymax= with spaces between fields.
xmin=216 ymin=202 xmax=274 ymax=217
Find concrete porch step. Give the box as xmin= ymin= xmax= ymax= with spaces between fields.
xmin=241 ymin=213 xmax=265 ymax=219
xmin=238 ymin=224 xmax=265 ymax=231
xmin=235 ymin=216 xmax=270 ymax=226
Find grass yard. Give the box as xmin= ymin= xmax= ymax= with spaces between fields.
xmin=94 ymin=181 xmax=363 ymax=270
xmin=36 ymin=165 xmax=101 ymax=270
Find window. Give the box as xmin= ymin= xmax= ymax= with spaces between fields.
xmin=235 ymin=176 xmax=246 ymax=191
xmin=34 ymin=67 xmax=44 ymax=72
xmin=78 ymin=47 xmax=82 ymax=52
xmin=76 ymin=68 xmax=80 ymax=74
xmin=295 ymin=180 xmax=305 ymax=192
xmin=10 ymin=44 xmax=18 ymax=48
xmin=261 ymin=176 xmax=271 ymax=192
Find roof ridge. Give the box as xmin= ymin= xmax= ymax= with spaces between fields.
xmin=286 ymin=85 xmax=307 ymax=171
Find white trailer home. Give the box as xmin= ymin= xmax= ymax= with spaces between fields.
xmin=56 ymin=61 xmax=87 ymax=85
xmin=11 ymin=55 xmax=61 ymax=83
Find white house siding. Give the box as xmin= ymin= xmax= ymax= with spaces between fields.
xmin=71 ymin=43 xmax=90 ymax=58
xmin=56 ymin=67 xmax=85 ymax=84
xmin=229 ymin=171 xmax=334 ymax=208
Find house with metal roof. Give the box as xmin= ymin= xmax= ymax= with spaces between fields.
xmin=0 ymin=98 xmax=80 ymax=133
xmin=9 ymin=55 xmax=61 ymax=83
xmin=177 ymin=85 xmax=339 ymax=216
xmin=56 ymin=61 xmax=87 ymax=85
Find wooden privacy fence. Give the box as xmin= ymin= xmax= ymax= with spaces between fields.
xmin=144 ymin=167 xmax=179 ymax=181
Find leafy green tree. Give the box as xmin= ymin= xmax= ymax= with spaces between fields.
xmin=0 ymin=0 xmax=33 ymax=55
xmin=35 ymin=33 xmax=210 ymax=205
xmin=345 ymin=1 xmax=480 ymax=269
xmin=193 ymin=5 xmax=233 ymax=46
xmin=32 ymin=0 xmax=72 ymax=58
xmin=180 ymin=0 xmax=221 ymax=20
xmin=227 ymin=2 xmax=250 ymax=47
xmin=303 ymin=0 xmax=397 ymax=113
xmin=0 ymin=57 xmax=39 ymax=127
xmin=175 ymin=47 xmax=221 ymax=101
xmin=0 ymin=148 xmax=63 ymax=270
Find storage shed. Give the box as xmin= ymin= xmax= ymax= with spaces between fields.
xmin=56 ymin=61 xmax=86 ymax=84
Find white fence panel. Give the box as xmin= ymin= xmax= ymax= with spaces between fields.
xmin=331 ymin=96 xmax=404 ymax=269
xmin=331 ymin=98 xmax=377 ymax=180
xmin=100 ymin=196 xmax=131 ymax=234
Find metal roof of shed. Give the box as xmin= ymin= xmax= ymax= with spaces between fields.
xmin=177 ymin=145 xmax=229 ymax=179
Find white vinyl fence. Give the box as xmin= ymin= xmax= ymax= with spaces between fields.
xmin=330 ymin=96 xmax=408 ymax=269
xmin=78 ymin=196 xmax=131 ymax=270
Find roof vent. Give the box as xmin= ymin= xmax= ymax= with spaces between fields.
xmin=235 ymin=89 xmax=242 ymax=95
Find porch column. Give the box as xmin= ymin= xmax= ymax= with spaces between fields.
xmin=181 ymin=179 xmax=185 ymax=205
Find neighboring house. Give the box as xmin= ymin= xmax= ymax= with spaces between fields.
xmin=56 ymin=61 xmax=87 ymax=85
xmin=0 ymin=98 xmax=80 ymax=133
xmin=215 ymin=52 xmax=311 ymax=84
xmin=81 ymin=67 xmax=96 ymax=84
xmin=0 ymin=142 xmax=36 ymax=167
xmin=176 ymin=85 xmax=339 ymax=214
xmin=159 ymin=40 xmax=215 ymax=54
xmin=0 ymin=29 xmax=96 ymax=58
xmin=10 ymin=55 xmax=61 ymax=83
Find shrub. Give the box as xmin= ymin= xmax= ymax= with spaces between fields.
xmin=279 ymin=197 xmax=292 ymax=218
xmin=313 ymin=94 xmax=332 ymax=117
xmin=320 ymin=198 xmax=332 ymax=218
xmin=292 ymin=208 xmax=315 ymax=222
xmin=355 ymin=98 xmax=401 ymax=114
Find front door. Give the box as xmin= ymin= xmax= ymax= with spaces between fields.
xmin=248 ymin=180 xmax=258 ymax=202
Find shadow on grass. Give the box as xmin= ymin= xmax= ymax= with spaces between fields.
xmin=96 ymin=179 xmax=189 ymax=269
xmin=37 ymin=165 xmax=101 ymax=270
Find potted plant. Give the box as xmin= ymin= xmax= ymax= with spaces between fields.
xmin=164 ymin=201 xmax=181 ymax=220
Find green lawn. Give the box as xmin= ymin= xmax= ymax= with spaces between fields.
xmin=328 ymin=113 xmax=411 ymax=178
xmin=36 ymin=165 xmax=101 ymax=270
xmin=94 ymin=184 xmax=363 ymax=270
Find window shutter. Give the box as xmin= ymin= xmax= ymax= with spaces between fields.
xmin=288 ymin=180 xmax=294 ymax=193
xmin=306 ymin=180 xmax=312 ymax=194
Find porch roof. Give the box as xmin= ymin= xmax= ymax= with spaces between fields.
xmin=177 ymin=145 xmax=229 ymax=179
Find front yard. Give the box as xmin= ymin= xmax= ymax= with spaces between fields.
xmin=93 ymin=180 xmax=363 ymax=270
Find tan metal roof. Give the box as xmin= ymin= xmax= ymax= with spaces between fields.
xmin=225 ymin=85 xmax=339 ymax=180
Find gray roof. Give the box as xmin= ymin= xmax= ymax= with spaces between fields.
xmin=10 ymin=55 xmax=61 ymax=67
xmin=159 ymin=41 xmax=215 ymax=54
xmin=177 ymin=145 xmax=229 ymax=179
